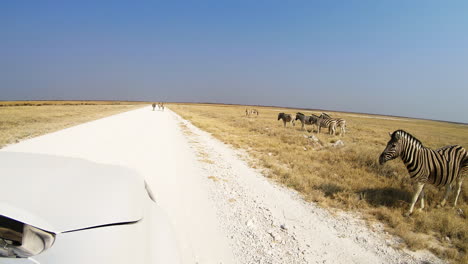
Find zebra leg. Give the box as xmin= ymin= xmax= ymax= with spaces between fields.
xmin=418 ymin=189 xmax=425 ymax=211
xmin=283 ymin=120 xmax=286 ymax=127
xmin=407 ymin=182 xmax=425 ymax=216
xmin=453 ymin=177 xmax=463 ymax=207
xmin=440 ymin=184 xmax=452 ymax=207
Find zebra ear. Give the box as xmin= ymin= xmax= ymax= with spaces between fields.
xmin=388 ymin=132 xmax=392 ymax=138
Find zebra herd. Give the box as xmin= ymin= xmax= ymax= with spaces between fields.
xmin=278 ymin=112 xmax=346 ymax=136
xmin=275 ymin=111 xmax=467 ymax=215
xmin=152 ymin=102 xmax=165 ymax=111
xmin=379 ymin=130 xmax=468 ymax=216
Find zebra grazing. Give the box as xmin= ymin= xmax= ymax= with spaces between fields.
xmin=379 ymin=130 xmax=468 ymax=216
xmin=278 ymin=113 xmax=293 ymax=127
xmin=316 ymin=114 xmax=337 ymax=135
xmin=152 ymin=103 xmax=156 ymax=111
xmin=295 ymin=112 xmax=316 ymax=130
xmin=320 ymin=113 xmax=346 ymax=136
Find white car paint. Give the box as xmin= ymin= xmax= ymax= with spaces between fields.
xmin=0 ymin=152 xmax=180 ymax=263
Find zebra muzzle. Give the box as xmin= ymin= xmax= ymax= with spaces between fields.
xmin=379 ymin=154 xmax=387 ymax=165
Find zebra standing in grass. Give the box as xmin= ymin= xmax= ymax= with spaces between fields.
xmin=320 ymin=113 xmax=346 ymax=136
xmin=308 ymin=114 xmax=321 ymax=132
xmin=379 ymin=130 xmax=468 ymax=216
xmin=316 ymin=114 xmax=337 ymax=135
xmin=246 ymin=108 xmax=259 ymax=116
xmin=295 ymin=112 xmax=316 ymax=130
xmin=278 ymin=113 xmax=293 ymax=127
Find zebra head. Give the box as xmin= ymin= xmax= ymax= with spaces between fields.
xmin=278 ymin=113 xmax=284 ymax=120
xmin=295 ymin=112 xmax=304 ymax=121
xmin=379 ymin=131 xmax=403 ymax=165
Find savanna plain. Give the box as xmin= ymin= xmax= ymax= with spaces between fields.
xmin=1 ymin=101 xmax=467 ymax=263
xmin=0 ymin=101 xmax=145 ymax=148
xmin=169 ymin=103 xmax=468 ymax=264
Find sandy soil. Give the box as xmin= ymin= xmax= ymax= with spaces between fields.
xmin=2 ymin=106 xmax=444 ymax=264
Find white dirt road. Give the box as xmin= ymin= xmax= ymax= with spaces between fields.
xmin=2 ymin=106 xmax=443 ymax=264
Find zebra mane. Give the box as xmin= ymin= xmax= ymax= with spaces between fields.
xmin=296 ymin=112 xmax=304 ymax=115
xmin=393 ymin=130 xmax=424 ymax=148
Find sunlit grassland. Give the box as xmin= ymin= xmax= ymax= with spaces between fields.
xmin=169 ymin=103 xmax=468 ymax=263
xmin=0 ymin=101 xmax=146 ymax=148
xmin=0 ymin=100 xmax=146 ymax=106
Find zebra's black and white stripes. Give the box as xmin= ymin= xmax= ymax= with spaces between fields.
xmin=278 ymin=113 xmax=293 ymax=127
xmin=379 ymin=130 xmax=468 ymax=215
xmin=319 ymin=113 xmax=346 ymax=136
xmin=295 ymin=112 xmax=315 ymax=130
xmin=316 ymin=114 xmax=337 ymax=135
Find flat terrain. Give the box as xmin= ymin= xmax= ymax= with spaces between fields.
xmin=0 ymin=102 xmax=145 ymax=148
xmin=170 ymin=103 xmax=468 ymax=263
xmin=2 ymin=106 xmax=444 ymax=263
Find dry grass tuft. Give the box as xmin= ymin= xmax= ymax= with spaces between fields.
xmin=169 ymin=103 xmax=468 ymax=263
xmin=208 ymin=176 xmax=219 ymax=182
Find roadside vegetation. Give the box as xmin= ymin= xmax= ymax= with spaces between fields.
xmin=0 ymin=101 xmax=145 ymax=148
xmin=170 ymin=103 xmax=468 ymax=263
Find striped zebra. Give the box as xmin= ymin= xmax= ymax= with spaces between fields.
xmin=158 ymin=102 xmax=165 ymax=111
xmin=379 ymin=130 xmax=468 ymax=216
xmin=308 ymin=114 xmax=321 ymax=132
xmin=277 ymin=113 xmax=293 ymax=127
xmin=152 ymin=103 xmax=156 ymax=111
xmin=246 ymin=108 xmax=259 ymax=116
xmin=320 ymin=113 xmax=346 ymax=136
xmin=295 ymin=112 xmax=315 ymax=130
xmin=316 ymin=114 xmax=336 ymax=135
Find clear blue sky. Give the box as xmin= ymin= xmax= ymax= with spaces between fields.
xmin=1 ymin=1 xmax=467 ymax=123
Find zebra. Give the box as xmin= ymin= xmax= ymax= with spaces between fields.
xmin=246 ymin=108 xmax=259 ymax=116
xmin=277 ymin=113 xmax=293 ymax=127
xmin=316 ymin=114 xmax=336 ymax=135
xmin=152 ymin=103 xmax=156 ymax=111
xmin=379 ymin=130 xmax=468 ymax=216
xmin=295 ymin=112 xmax=316 ymax=130
xmin=157 ymin=102 xmax=165 ymax=111
xmin=320 ymin=113 xmax=346 ymax=136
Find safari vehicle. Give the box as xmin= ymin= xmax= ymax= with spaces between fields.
xmin=0 ymin=152 xmax=180 ymax=264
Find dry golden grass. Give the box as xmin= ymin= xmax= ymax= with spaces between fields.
xmin=0 ymin=100 xmax=147 ymax=107
xmin=169 ymin=103 xmax=468 ymax=263
xmin=0 ymin=101 xmax=146 ymax=148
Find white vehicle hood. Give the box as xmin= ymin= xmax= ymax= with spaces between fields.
xmin=0 ymin=152 xmax=145 ymax=233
